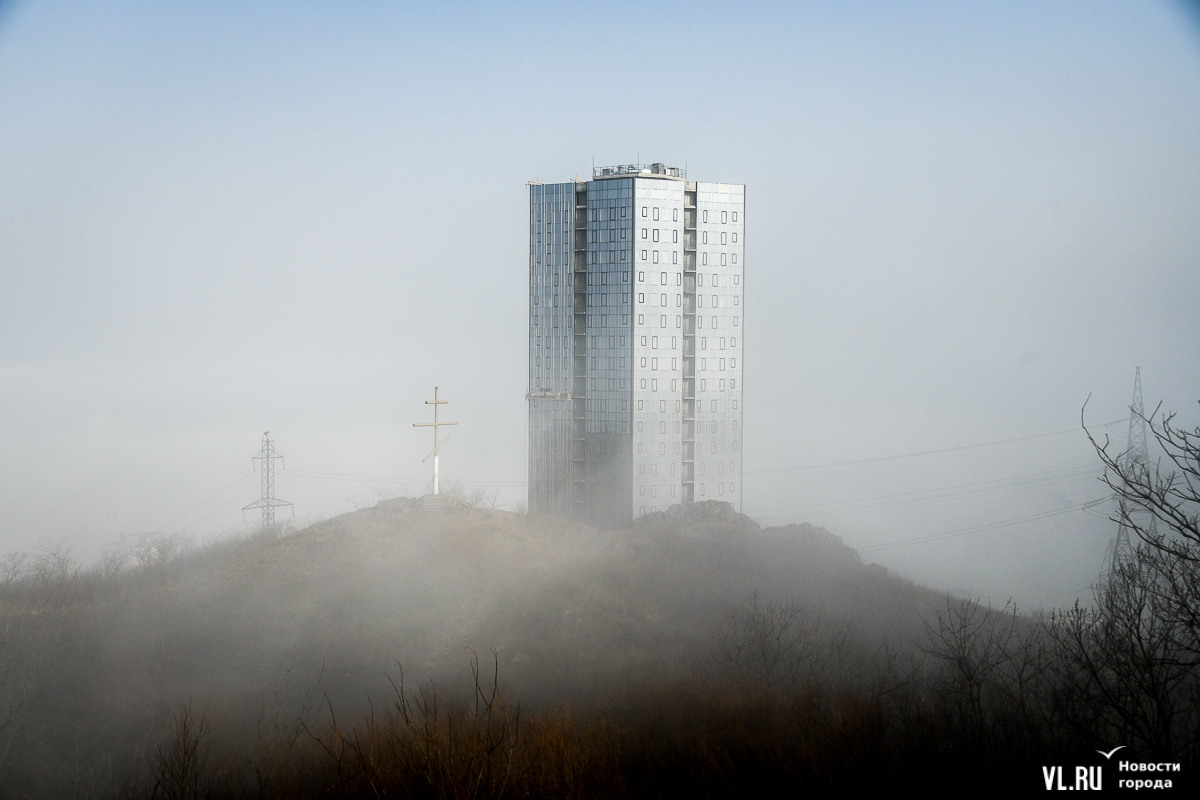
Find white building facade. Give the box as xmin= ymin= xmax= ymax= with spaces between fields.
xmin=528 ymin=164 xmax=743 ymax=525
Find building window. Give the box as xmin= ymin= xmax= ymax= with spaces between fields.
xmin=721 ymin=232 xmax=727 ymax=245
xmin=638 ymin=271 xmax=644 ymax=282
xmin=651 ymin=379 xmax=658 ymax=391
xmin=703 ymin=210 xmax=708 ymax=223
xmin=641 ymin=250 xmax=648 ymax=260
xmin=653 ymin=208 xmax=660 ymax=221
xmin=651 ymin=357 xmax=657 ymax=370
xmin=672 ymin=251 xmax=678 ymax=264
xmin=638 ymin=421 xmax=643 ymax=431
xmin=702 ymin=253 xmax=708 ymax=265
xmin=733 ymin=275 xmax=739 ymax=285
xmin=721 ymin=211 xmax=728 ymax=223
xmin=638 ymin=315 xmax=644 ymax=325
xmin=701 ymin=358 xmax=706 ymax=370
xmin=642 ymin=206 xmax=648 ymax=217
xmin=700 ymin=484 xmax=705 ymax=496
xmin=659 ymin=443 xmax=666 ymax=455
xmin=732 ymin=211 xmax=737 ymax=222
xmin=651 ymin=336 xmax=658 ymax=348
xmin=652 ymin=230 xmax=659 ymax=242
xmin=653 ymin=251 xmax=660 ymax=263
xmin=659 ymin=421 xmax=666 ymax=433
xmin=721 ymin=253 xmax=727 ymax=266
xmin=702 ymin=232 xmax=708 ymax=244
xmin=673 ymin=208 xmax=679 ymax=222
xmin=732 ymin=233 xmax=737 ymax=243
xmin=734 ymin=296 xmax=739 ymax=306
xmin=640 ymin=336 xmax=646 ymax=346
xmin=640 ymin=357 xmax=646 ymax=367
xmin=672 ymin=230 xmax=678 ymax=243
xmin=719 ymin=482 xmax=725 ymax=495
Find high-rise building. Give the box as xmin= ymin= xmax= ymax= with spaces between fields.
xmin=528 ymin=163 xmax=744 ymax=526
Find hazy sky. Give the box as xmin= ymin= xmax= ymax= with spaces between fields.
xmin=2 ymin=0 xmax=1198 ymax=610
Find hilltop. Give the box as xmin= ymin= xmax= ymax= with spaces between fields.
xmin=0 ymin=500 xmax=950 ymax=797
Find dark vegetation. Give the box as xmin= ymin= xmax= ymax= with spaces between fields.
xmin=1 ymin=405 xmax=1198 ymax=797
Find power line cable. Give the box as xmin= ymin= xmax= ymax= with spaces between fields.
xmin=153 ymin=471 xmax=256 ymax=532
xmin=745 ymin=418 xmax=1124 ymax=476
xmin=175 ymin=487 xmax=261 ymax=534
xmin=282 ymin=468 xmax=527 ymax=487
xmin=859 ymin=497 xmax=1110 ymax=554
xmin=748 ymin=464 xmax=1102 ymax=520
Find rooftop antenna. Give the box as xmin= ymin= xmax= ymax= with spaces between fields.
xmin=243 ymin=432 xmax=292 ymax=527
xmin=413 ymin=386 xmax=458 ymax=495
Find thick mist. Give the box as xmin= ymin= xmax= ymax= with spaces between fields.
xmin=1 ymin=5 xmax=1199 ymax=794
xmin=1 ymin=2 xmax=1199 ymax=608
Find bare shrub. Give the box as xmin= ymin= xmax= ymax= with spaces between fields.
xmin=145 ymin=704 xmax=229 ymax=800
xmin=1048 ymin=548 xmax=1200 ymax=760
xmin=133 ymin=532 xmax=194 ymax=568
xmin=1 ymin=551 xmax=28 ymax=584
xmin=97 ymin=548 xmax=131 ymax=581
xmin=297 ymin=651 xmax=621 ymax=799
xmin=709 ymin=592 xmax=861 ymax=691
xmin=921 ymin=598 xmax=1054 ymax=742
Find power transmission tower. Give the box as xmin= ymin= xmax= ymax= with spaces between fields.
xmin=1104 ymin=367 xmax=1158 ymax=579
xmin=413 ymin=387 xmax=458 ymax=495
xmin=243 ymin=431 xmax=293 ymax=526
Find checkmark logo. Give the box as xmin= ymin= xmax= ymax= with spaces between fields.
xmin=1096 ymin=746 xmax=1126 ymax=760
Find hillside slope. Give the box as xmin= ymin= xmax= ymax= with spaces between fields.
xmin=1 ymin=500 xmax=947 ymax=796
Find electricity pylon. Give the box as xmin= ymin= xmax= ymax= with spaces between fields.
xmin=243 ymin=431 xmax=293 ymax=526
xmin=1104 ymin=367 xmax=1158 ymax=579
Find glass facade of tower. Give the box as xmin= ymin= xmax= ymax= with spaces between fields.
xmin=529 ymin=164 xmax=743 ymax=525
